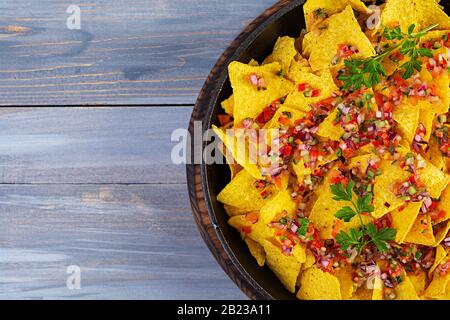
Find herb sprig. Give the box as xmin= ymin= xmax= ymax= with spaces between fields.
xmin=338 ymin=24 xmax=437 ymax=91
xmin=331 ymin=181 xmax=396 ymax=254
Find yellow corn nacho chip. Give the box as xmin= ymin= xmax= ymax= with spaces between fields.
xmin=213 ymin=125 xmax=263 ymax=179
xmin=408 ymin=271 xmax=427 ymax=296
xmin=434 ymin=185 xmax=450 ymax=224
xmin=249 ymin=190 xmax=297 ymax=242
xmin=266 ymin=106 xmax=306 ymax=129
xmin=317 ymin=108 xmax=345 ymax=142
xmin=395 ymin=271 xmax=420 ymax=300
xmin=302 ymin=249 xmax=316 ymax=271
xmin=221 ymin=95 xmax=234 ymax=116
xmin=417 ymin=157 xmax=450 ymax=199
xmin=217 ymin=169 xmax=272 ymax=211
xmin=303 ymin=0 xmax=372 ymax=31
xmin=229 ymin=61 xmax=294 ymax=125
xmin=245 ymin=238 xmax=266 ymax=267
xmin=381 ymin=0 xmax=450 ymax=33
xmin=404 ymin=214 xmax=436 ymax=246
xmin=304 ymin=6 xmax=376 ymax=71
xmin=391 ymin=201 xmax=423 ymax=244
xmin=434 ymin=221 xmax=450 ymax=247
xmin=372 ymin=160 xmax=411 ymax=219
xmin=334 ymin=266 xmax=356 ymax=300
xmin=393 ymin=99 xmax=420 ymax=145
xmin=424 ymin=272 xmax=450 ymax=299
xmin=297 ymin=266 xmax=342 ymax=300
xmin=372 ymin=275 xmax=384 ymax=300
xmin=228 ymin=212 xmax=257 ymax=235
xmin=284 ymin=69 xmax=338 ymax=112
xmin=223 ymin=204 xmax=248 ymax=217
xmin=266 ymin=36 xmax=298 ymax=74
xmin=418 ymin=105 xmax=436 ymax=143
xmin=264 ymin=239 xmax=305 ymax=293
xmin=425 ymin=137 xmax=446 ymax=171
xmin=430 ymin=245 xmax=448 ymax=275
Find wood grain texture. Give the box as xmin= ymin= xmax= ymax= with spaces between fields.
xmin=0 ymin=0 xmax=275 ymax=106
xmin=0 ymin=183 xmax=246 ymax=299
xmin=0 ymin=106 xmax=190 ymax=184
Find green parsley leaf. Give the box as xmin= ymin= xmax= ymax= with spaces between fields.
xmin=335 ymin=206 xmax=357 ymax=222
xmin=297 ymin=218 xmax=310 ymax=237
xmin=336 ymin=228 xmax=364 ymax=251
xmin=330 ymin=182 xmax=353 ymax=202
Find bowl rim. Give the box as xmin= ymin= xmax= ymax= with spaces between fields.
xmin=187 ymin=0 xmax=305 ymax=300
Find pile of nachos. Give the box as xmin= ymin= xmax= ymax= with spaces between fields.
xmin=213 ymin=0 xmax=450 ymax=300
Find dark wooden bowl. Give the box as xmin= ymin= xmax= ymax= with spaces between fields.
xmin=187 ymin=0 xmax=306 ymax=300
xmin=187 ymin=0 xmax=450 ymax=300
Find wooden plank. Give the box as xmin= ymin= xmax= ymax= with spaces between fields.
xmin=0 ymin=183 xmax=246 ymax=299
xmin=0 ymin=106 xmax=191 ymax=184
xmin=0 ymin=0 xmax=275 ymax=105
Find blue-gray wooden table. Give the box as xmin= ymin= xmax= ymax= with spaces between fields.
xmin=0 ymin=0 xmax=276 ymax=299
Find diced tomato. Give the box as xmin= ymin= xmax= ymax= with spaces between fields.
xmin=241 ymin=226 xmax=252 ymax=235
xmin=282 ymin=144 xmax=293 ymax=157
xmin=298 ymin=83 xmax=307 ymax=92
xmin=245 ymin=212 xmax=259 ymax=224
xmin=278 ymin=115 xmax=291 ymax=126
xmin=311 ymin=89 xmax=321 ymax=97
xmin=374 ymin=92 xmax=385 ymax=108
xmin=218 ymin=114 xmax=232 ymax=126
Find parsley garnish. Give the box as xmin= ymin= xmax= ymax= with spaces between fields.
xmin=297 ymin=218 xmax=310 ymax=237
xmin=338 ymin=24 xmax=437 ymax=91
xmin=331 ymin=181 xmax=396 ymax=254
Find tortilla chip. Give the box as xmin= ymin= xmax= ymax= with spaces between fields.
xmin=229 ymin=61 xmax=294 ymax=124
xmin=435 ymin=184 xmax=450 ymax=217
xmin=408 ymin=271 xmax=427 ymax=296
xmin=351 ymin=287 xmax=373 ymax=300
xmin=335 ymin=266 xmax=356 ymax=299
xmin=245 ymin=238 xmax=266 ymax=267
xmin=434 ymin=221 xmax=450 ymax=247
xmin=419 ymin=30 xmax=450 ymax=45
xmin=303 ymin=0 xmax=372 ymax=31
xmin=217 ymin=169 xmax=273 ymax=211
xmin=228 ymin=213 xmax=257 ymax=235
xmin=424 ymin=273 xmax=450 ymax=299
xmin=404 ymin=214 xmax=436 ymax=246
xmin=372 ymin=160 xmax=411 ymax=219
xmin=425 ymin=137 xmax=446 ymax=171
xmin=430 ymin=245 xmax=448 ymax=275
xmin=391 ymin=201 xmax=423 ymax=244
xmin=218 ymin=141 xmax=243 ymax=180
xmin=223 ymin=204 xmax=249 ymax=217
xmin=266 ymin=106 xmax=306 ymax=129
xmin=420 ymin=58 xmax=449 ymax=116
xmin=417 ymin=157 xmax=450 ymax=199
xmin=264 ymin=239 xmax=305 ymax=293
xmin=302 ymin=248 xmax=316 ymax=271
xmin=372 ymin=275 xmax=384 ymax=300
xmin=393 ymin=99 xmax=420 ymax=145
xmin=305 ymin=6 xmax=376 ymax=71
xmin=395 ymin=272 xmax=420 ymax=300
xmin=221 ymin=95 xmax=234 ymax=116
xmin=418 ymin=105 xmax=436 ymax=143
xmin=213 ymin=125 xmax=263 ymax=179
xmin=317 ymin=108 xmax=345 ymax=142
xmin=297 ymin=266 xmax=342 ymax=300
xmin=250 ymin=190 xmax=297 ymax=242
xmin=284 ymin=69 xmax=338 ymax=112
xmin=266 ymin=36 xmax=298 ymax=74
xmin=381 ymin=0 xmax=450 ymax=33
